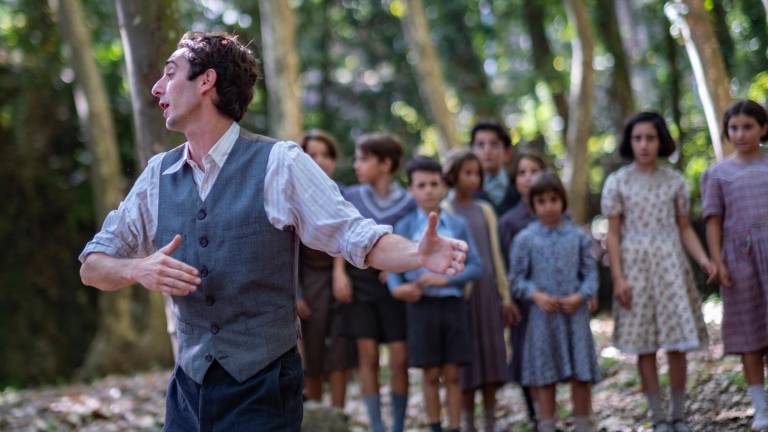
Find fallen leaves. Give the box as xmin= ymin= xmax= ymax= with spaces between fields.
xmin=0 ymin=305 xmax=756 ymax=431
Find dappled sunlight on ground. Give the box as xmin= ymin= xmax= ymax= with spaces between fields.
xmin=0 ymin=299 xmax=754 ymax=431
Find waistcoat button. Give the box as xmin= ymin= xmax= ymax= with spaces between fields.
xmin=199 ymin=237 xmax=208 ymax=247
xmin=210 ymin=323 xmax=220 ymax=334
xmin=206 ymin=296 xmax=215 ymax=306
xmin=200 ymin=266 xmax=209 ymax=278
xmin=197 ymin=209 xmax=207 ymax=220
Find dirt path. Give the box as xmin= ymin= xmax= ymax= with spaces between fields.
xmin=0 ymin=299 xmax=756 ymax=431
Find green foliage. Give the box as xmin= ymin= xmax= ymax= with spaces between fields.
xmin=728 ymin=370 xmax=747 ymax=389
xmin=749 ymin=72 xmax=768 ymax=102
xmin=0 ymin=0 xmax=101 ymax=387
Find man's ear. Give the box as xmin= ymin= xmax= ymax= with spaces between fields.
xmin=199 ymin=68 xmax=218 ymax=94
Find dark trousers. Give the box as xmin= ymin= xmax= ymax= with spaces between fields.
xmin=164 ymin=347 xmax=303 ymax=432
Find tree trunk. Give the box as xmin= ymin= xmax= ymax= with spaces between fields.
xmin=54 ymin=0 xmax=123 ymax=222
xmin=115 ymin=0 xmax=183 ymax=363
xmin=563 ymin=0 xmax=594 ymax=225
xmin=401 ymin=0 xmax=461 ymax=154
xmin=763 ymin=0 xmax=768 ymax=23
xmin=522 ymin=0 xmax=569 ymax=143
xmin=663 ymin=19 xmax=686 ymax=169
xmin=615 ymin=0 xmax=654 ymax=105
xmin=595 ymin=0 xmax=635 ymax=132
xmin=54 ymin=0 xmax=165 ymax=377
xmin=665 ymin=0 xmax=733 ymax=159
xmin=710 ymin=0 xmax=735 ymax=75
xmin=258 ymin=0 xmax=303 ymax=141
xmin=115 ymin=0 xmax=181 ymax=165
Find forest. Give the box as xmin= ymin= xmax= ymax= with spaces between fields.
xmin=0 ymin=0 xmax=766 ymax=430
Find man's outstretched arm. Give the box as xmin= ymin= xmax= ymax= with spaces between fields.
xmin=366 ymin=212 xmax=468 ymax=276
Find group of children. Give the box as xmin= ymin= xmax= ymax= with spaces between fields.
xmin=294 ymin=100 xmax=768 ymax=432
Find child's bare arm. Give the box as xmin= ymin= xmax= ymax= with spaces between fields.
xmin=677 ymin=215 xmax=717 ymax=283
xmin=416 ymin=273 xmax=449 ymax=288
xmin=332 ymin=256 xmax=353 ymax=303
xmin=606 ymin=216 xmax=631 ymax=309
xmin=705 ymin=216 xmax=731 ymax=287
xmin=606 ymin=216 xmax=624 ymax=283
xmin=391 ymin=283 xmax=422 ymax=303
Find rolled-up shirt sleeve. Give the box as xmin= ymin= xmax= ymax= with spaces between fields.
xmin=265 ymin=142 xmax=391 ymax=269
xmin=78 ymin=153 xmax=163 ymax=263
xmin=386 ymin=218 xmax=410 ymax=293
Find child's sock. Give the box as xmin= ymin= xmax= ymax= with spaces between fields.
xmin=749 ymin=384 xmax=767 ymax=414
xmin=669 ymin=388 xmax=686 ymax=421
xmin=644 ymin=390 xmax=665 ymax=423
xmin=537 ymin=418 xmax=556 ymax=432
xmin=428 ymin=422 xmax=442 ymax=432
xmin=573 ymin=415 xmax=593 ymax=432
xmin=391 ymin=392 xmax=407 ymax=432
xmin=363 ymin=394 xmax=385 ymax=432
xmin=483 ymin=409 xmax=495 ymax=432
xmin=522 ymin=385 xmax=537 ymax=421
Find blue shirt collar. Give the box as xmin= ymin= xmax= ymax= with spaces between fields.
xmin=415 ymin=208 xmax=448 ymax=228
xmin=483 ymin=169 xmax=509 ymax=204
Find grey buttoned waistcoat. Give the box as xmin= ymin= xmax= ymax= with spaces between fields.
xmin=154 ymin=131 xmax=298 ymax=384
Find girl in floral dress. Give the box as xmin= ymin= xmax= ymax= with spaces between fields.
xmin=602 ymin=112 xmax=716 ymax=432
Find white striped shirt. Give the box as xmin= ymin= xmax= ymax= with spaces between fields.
xmin=79 ymin=122 xmax=390 ymax=269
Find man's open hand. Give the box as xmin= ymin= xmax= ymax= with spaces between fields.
xmin=417 ymin=212 xmax=468 ymax=276
xmin=130 ymin=234 xmax=200 ymax=296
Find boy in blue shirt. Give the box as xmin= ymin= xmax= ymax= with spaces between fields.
xmin=388 ymin=157 xmax=482 ymax=432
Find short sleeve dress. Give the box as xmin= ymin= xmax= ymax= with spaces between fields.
xmin=509 ymin=221 xmax=601 ymax=386
xmin=701 ymin=153 xmax=768 ymax=354
xmin=601 ymin=164 xmax=708 ymax=354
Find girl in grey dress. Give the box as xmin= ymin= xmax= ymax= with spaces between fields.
xmin=509 ymin=172 xmax=599 ymax=432
xmin=443 ymin=151 xmax=519 ymax=432
xmin=498 ymin=151 xmax=547 ymax=427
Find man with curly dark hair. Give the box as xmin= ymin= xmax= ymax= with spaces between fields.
xmin=78 ymin=32 xmax=469 ymax=431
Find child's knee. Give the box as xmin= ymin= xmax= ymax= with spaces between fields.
xmin=423 ymin=368 xmax=441 ymax=386
xmin=442 ymin=366 xmax=460 ymax=385
xmin=358 ymin=348 xmax=379 ymax=368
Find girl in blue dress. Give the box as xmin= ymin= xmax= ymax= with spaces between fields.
xmin=509 ymin=171 xmax=600 ymax=432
